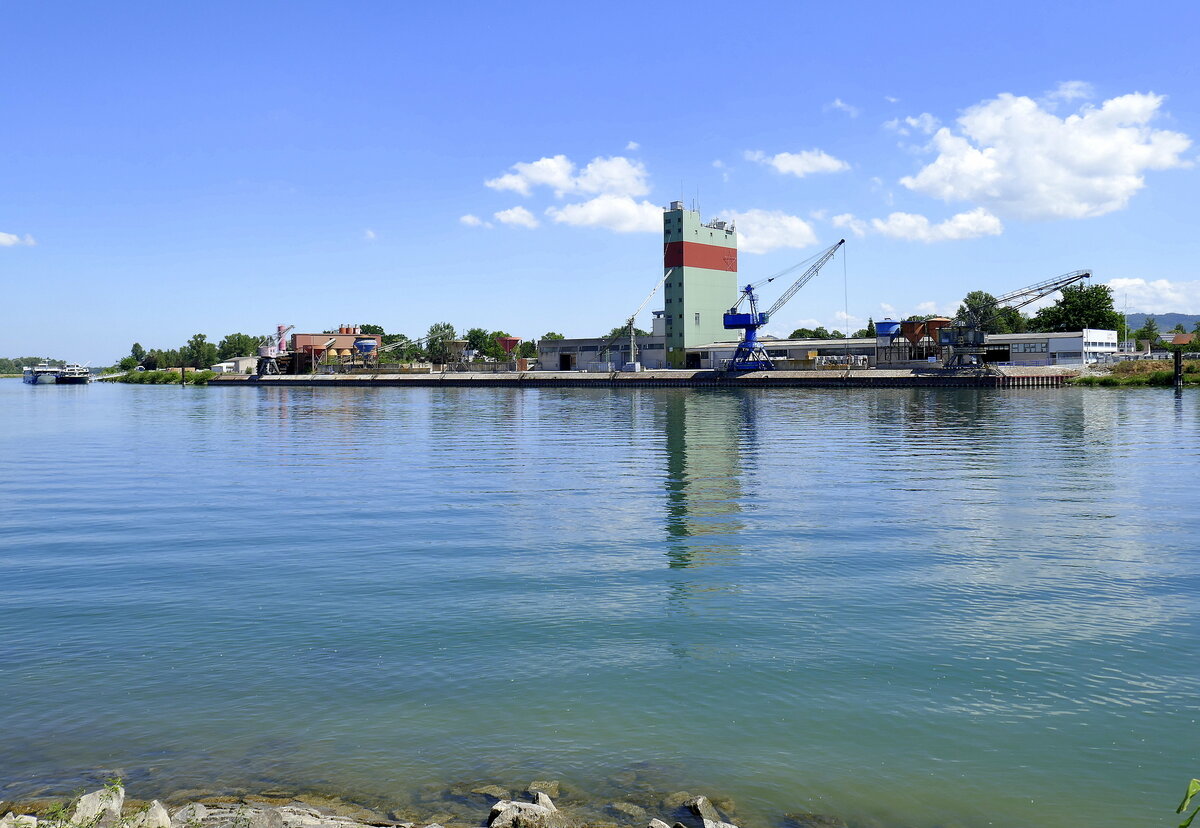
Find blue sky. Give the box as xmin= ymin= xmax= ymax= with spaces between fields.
xmin=3 ymin=1 xmax=1198 ymax=362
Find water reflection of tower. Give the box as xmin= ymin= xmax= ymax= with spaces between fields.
xmin=662 ymin=390 xmax=751 ymax=569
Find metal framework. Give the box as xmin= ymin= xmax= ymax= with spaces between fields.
xmin=721 ymin=239 xmax=846 ymax=371
xmin=940 ymin=270 xmax=1091 ymax=367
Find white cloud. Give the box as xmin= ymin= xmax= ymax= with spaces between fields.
xmin=913 ymin=300 xmax=957 ymax=317
xmin=459 ymin=214 xmax=490 ymax=228
xmin=573 ymin=156 xmax=650 ymax=197
xmin=485 ymin=154 xmax=649 ymax=198
xmin=545 ymin=195 xmax=661 ymax=233
xmin=871 ymin=207 xmax=1003 ymax=242
xmin=880 ymin=303 xmax=897 ymax=315
xmin=625 ymin=140 xmax=640 ymax=151
xmin=831 ymin=213 xmax=868 ymax=238
xmin=1105 ymin=277 xmax=1200 ymax=313
xmin=0 ymin=232 xmax=36 ymax=247
xmin=885 ymin=96 xmax=900 ymax=104
xmin=901 ymin=90 xmax=1192 ymax=219
xmin=485 ymin=155 xmax=575 ymax=196
xmin=724 ymin=209 xmax=818 ymax=254
xmin=494 ymin=206 xmax=540 ymax=229
xmin=825 ymin=98 xmax=860 ymax=117
xmin=884 ymin=113 xmax=940 ymax=136
xmin=363 ymin=228 xmax=377 ymax=241
xmin=1045 ymin=80 xmax=1095 ymax=103
xmin=745 ymin=149 xmax=851 ymax=177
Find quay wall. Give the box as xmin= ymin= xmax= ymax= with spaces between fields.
xmin=210 ymin=370 xmax=1072 ymax=389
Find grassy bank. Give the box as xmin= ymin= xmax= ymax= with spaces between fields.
xmin=116 ymin=370 xmax=217 ymax=386
xmin=1072 ymin=359 xmax=1199 ymax=387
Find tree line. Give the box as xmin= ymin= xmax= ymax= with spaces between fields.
xmin=0 ymin=357 xmax=67 ymax=374
xmin=116 ymin=333 xmax=262 ymax=370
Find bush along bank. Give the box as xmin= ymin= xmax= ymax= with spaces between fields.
xmin=117 ymin=370 xmax=217 ymax=386
xmin=1072 ymin=369 xmax=1199 ymax=387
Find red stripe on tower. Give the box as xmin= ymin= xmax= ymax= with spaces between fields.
xmin=663 ymin=241 xmax=738 ymax=272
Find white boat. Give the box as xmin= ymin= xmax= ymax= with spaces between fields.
xmin=56 ymin=364 xmax=92 ymax=384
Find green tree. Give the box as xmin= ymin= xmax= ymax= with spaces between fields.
xmin=359 ymin=323 xmax=385 ymax=336
xmin=605 ymin=324 xmax=650 ymax=338
xmin=541 ymin=331 xmax=565 ymax=340
xmin=953 ymin=291 xmax=1028 ymax=333
xmin=483 ymin=330 xmax=515 ymax=360
xmin=1031 ymin=284 xmax=1123 ymax=334
xmin=789 ymin=326 xmax=834 ymax=339
xmin=516 ymin=341 xmax=537 ymax=359
xmin=130 ymin=343 xmax=146 ymax=363
xmin=1171 ymin=323 xmax=1187 ymax=334
xmin=118 ymin=356 xmax=139 ymax=371
xmin=1133 ymin=315 xmax=1160 ymax=344
xmin=217 ymin=333 xmax=259 ymax=360
xmin=853 ymin=318 xmax=877 ymax=338
xmin=182 ymin=334 xmax=219 ymax=369
xmin=465 ymin=327 xmax=491 ymax=354
xmin=424 ymin=322 xmax=456 ymax=363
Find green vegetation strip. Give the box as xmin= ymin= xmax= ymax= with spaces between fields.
xmin=117 ymin=370 xmax=217 ymax=386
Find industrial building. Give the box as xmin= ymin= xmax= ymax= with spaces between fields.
xmin=291 ymin=326 xmax=382 ymax=369
xmin=663 ymin=201 xmax=738 ymax=367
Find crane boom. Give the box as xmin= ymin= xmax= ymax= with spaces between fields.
xmin=721 ymin=239 xmax=846 ymax=371
xmin=941 ymin=269 xmax=1091 ymax=367
xmin=766 ymin=239 xmax=846 ymax=319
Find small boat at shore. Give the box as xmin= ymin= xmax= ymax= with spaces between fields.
xmin=22 ymin=363 xmax=92 ymax=384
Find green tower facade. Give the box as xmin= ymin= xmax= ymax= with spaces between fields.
xmin=662 ymin=201 xmax=739 ymax=368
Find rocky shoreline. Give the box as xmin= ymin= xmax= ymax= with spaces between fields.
xmin=1 ymin=784 xmax=846 ymax=828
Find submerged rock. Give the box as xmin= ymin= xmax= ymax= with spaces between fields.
xmin=469 ymin=788 xmax=510 ymax=805
xmin=607 ymin=803 xmax=647 ymax=822
xmin=779 ymin=814 xmax=847 ymax=828
xmin=525 ymin=783 xmax=559 ymax=801
xmin=660 ymin=794 xmax=693 ymax=813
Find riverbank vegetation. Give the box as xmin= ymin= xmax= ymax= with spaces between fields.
xmin=1072 ymin=359 xmax=1200 ymax=387
xmin=115 ymin=369 xmax=217 ymax=385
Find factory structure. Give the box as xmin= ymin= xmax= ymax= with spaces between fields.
xmin=217 ymin=204 xmax=1118 ymax=377
xmin=536 ymin=203 xmax=1118 ymax=371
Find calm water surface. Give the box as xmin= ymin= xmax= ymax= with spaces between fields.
xmin=1 ymin=381 xmax=1198 ymax=828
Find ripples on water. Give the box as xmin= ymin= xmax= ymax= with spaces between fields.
xmin=1 ymin=382 xmax=1198 ymax=828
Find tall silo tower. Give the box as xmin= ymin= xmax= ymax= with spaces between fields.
xmin=662 ymin=201 xmax=739 ymax=368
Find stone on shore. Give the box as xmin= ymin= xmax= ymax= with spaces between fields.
xmin=530 ymin=794 xmax=555 ymax=812
xmin=249 ymin=809 xmax=284 ymax=828
xmin=701 ymin=819 xmax=739 ymax=828
xmin=683 ymin=797 xmax=719 ymax=823
xmin=74 ymin=786 xmax=125 ymax=827
xmin=647 ymin=820 xmax=672 ymax=828
xmin=1 ymin=814 xmax=38 ymax=828
xmin=171 ymin=803 xmax=208 ymax=827
xmin=487 ymin=801 xmax=566 ymax=828
xmin=129 ymin=802 xmax=171 ymax=828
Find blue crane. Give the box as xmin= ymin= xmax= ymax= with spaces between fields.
xmin=722 ymin=238 xmax=845 ymax=371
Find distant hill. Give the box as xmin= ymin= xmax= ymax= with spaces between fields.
xmin=1125 ymin=313 xmax=1200 ymax=333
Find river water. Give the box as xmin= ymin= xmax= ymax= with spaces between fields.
xmin=1 ymin=381 xmax=1198 ymax=828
